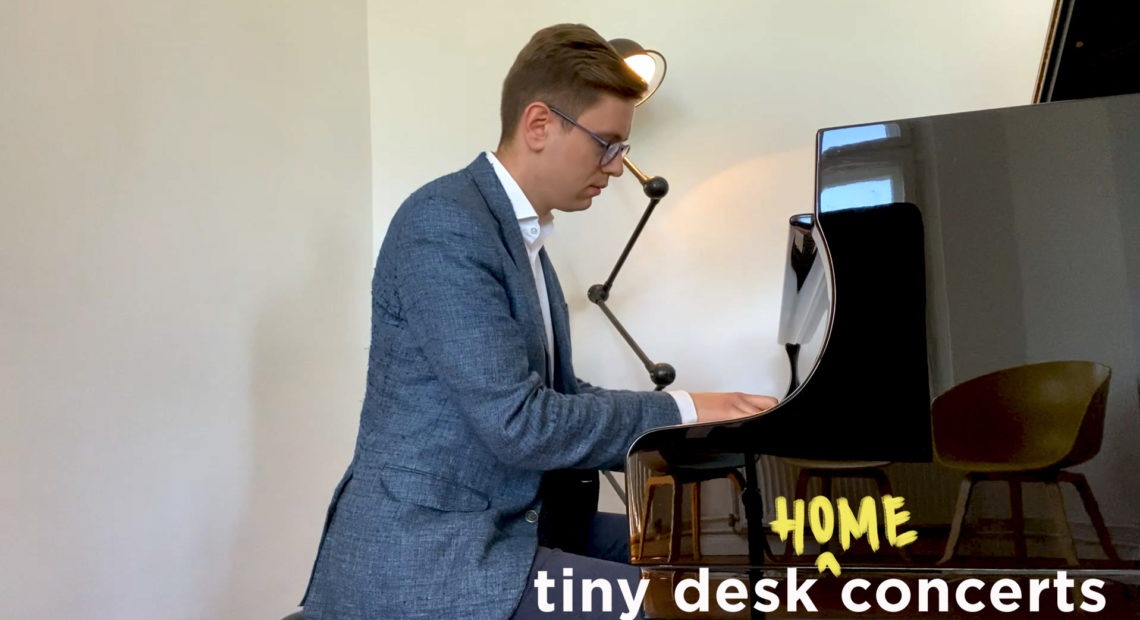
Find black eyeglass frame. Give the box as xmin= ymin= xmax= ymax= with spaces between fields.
xmin=547 ymin=104 xmax=632 ymax=167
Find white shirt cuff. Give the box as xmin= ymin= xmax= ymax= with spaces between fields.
xmin=668 ymin=390 xmax=698 ymax=424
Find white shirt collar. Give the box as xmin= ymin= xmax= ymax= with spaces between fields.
xmin=485 ymin=151 xmax=553 ymax=250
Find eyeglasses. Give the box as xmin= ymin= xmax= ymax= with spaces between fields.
xmin=548 ymin=105 xmax=631 ymax=168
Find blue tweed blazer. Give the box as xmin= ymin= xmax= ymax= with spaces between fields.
xmin=301 ymin=155 xmax=680 ymax=619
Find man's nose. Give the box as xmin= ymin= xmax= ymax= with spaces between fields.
xmin=602 ymin=155 xmax=625 ymax=177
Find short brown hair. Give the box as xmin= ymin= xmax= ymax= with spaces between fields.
xmin=499 ymin=24 xmax=647 ymax=144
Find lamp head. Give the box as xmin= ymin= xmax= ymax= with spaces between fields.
xmin=608 ymin=38 xmax=666 ymax=106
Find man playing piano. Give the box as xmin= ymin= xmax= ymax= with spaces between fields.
xmin=299 ymin=23 xmax=777 ymax=619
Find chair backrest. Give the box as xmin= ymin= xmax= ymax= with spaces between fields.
xmin=931 ymin=360 xmax=1111 ymax=470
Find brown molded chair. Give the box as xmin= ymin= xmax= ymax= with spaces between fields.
xmin=932 ymin=360 xmax=1118 ymax=565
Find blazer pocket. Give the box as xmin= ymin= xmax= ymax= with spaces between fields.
xmin=378 ymin=464 xmax=490 ymax=513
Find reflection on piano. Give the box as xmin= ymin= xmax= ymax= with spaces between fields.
xmin=778 ymin=213 xmax=827 ymax=397
xmin=625 ymin=92 xmax=1140 ymax=617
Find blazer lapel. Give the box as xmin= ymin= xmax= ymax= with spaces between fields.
xmin=466 ymin=155 xmax=550 ymax=385
xmin=467 ymin=155 xmax=531 ymax=276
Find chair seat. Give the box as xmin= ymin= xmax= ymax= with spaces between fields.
xmin=938 ymin=459 xmax=1065 ymax=472
xmin=783 ymin=458 xmax=890 ymax=471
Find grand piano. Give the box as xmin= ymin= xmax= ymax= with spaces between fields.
xmin=624 ymin=91 xmax=1140 ymax=617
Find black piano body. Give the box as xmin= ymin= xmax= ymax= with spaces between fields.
xmin=626 ymin=92 xmax=1140 ymax=616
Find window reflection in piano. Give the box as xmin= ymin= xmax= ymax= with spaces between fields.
xmin=817 ymin=121 xmax=910 ymax=213
xmin=819 ymin=122 xmax=898 ymax=150
xmin=821 ymin=177 xmax=896 ymax=211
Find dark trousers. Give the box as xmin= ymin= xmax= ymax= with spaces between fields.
xmin=510 ymin=512 xmax=646 ymax=620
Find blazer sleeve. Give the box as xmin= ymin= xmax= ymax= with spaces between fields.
xmin=392 ymin=197 xmax=680 ymax=472
xmin=575 ymin=377 xmax=606 ymax=395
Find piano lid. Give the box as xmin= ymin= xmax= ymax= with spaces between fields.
xmin=632 ymin=92 xmax=1140 ymax=455
xmin=625 ymin=92 xmax=1140 ymax=576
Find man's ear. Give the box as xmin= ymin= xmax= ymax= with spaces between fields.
xmin=519 ymin=102 xmax=553 ymax=152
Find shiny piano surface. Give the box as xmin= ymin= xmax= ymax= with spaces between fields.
xmin=626 ymin=93 xmax=1140 ymax=615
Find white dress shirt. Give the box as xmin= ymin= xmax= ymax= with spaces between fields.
xmin=484 ymin=152 xmax=697 ymax=424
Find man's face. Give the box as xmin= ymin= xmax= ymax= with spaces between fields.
xmin=540 ymin=94 xmax=634 ymax=214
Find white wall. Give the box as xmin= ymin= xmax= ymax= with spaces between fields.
xmin=368 ymin=0 xmax=1055 ymax=511
xmin=1 ymin=2 xmax=371 ymax=618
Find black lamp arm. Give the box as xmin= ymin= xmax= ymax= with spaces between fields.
xmin=587 ymin=154 xmax=675 ymax=390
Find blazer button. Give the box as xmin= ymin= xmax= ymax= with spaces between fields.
xmin=524 ymin=509 xmax=539 ymax=523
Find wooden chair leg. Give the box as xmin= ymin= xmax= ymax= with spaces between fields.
xmin=938 ymin=474 xmax=977 ymax=565
xmin=1010 ymin=480 xmax=1027 ymax=560
xmin=669 ymin=479 xmax=682 ymax=562
xmin=1044 ymin=480 xmax=1079 ymax=566
xmin=638 ymin=482 xmax=657 ymax=561
xmin=868 ymin=468 xmax=910 ymax=562
xmin=784 ymin=469 xmax=813 ymax=559
xmin=1061 ymin=472 xmax=1120 ymax=562
xmin=690 ymin=481 xmax=702 ymax=559
xmin=871 ymin=468 xmax=894 ymax=500
xmin=793 ymin=467 xmax=811 ymax=502
xmin=727 ymin=471 xmax=744 ymax=533
xmin=818 ymin=473 xmax=833 ymax=554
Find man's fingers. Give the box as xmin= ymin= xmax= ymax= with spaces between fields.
xmin=692 ymin=392 xmax=780 ymax=423
xmin=727 ymin=394 xmax=778 ymax=417
xmin=740 ymin=393 xmax=779 ymax=413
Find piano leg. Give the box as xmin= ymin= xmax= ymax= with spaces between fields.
xmin=741 ymin=451 xmax=771 ymax=620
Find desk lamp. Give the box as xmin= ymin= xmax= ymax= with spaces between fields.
xmin=590 ymin=38 xmax=675 ymax=391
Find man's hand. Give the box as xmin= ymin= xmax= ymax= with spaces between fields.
xmin=690 ymin=392 xmax=779 ymax=423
